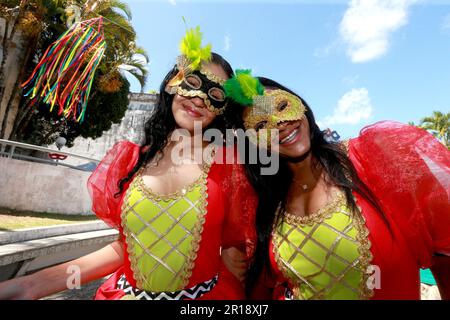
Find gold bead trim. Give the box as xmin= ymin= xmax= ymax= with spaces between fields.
xmin=272 ymin=190 xmax=374 ymax=300
xmin=120 ymin=146 xmax=216 ymax=291
xmin=352 ymin=195 xmax=374 ymax=300
xmin=135 ymin=168 xmax=205 ymax=202
xmin=282 ymin=191 xmax=345 ymax=227
xmin=200 ymin=64 xmax=226 ymax=85
xmin=176 ymin=87 xmax=226 ymax=115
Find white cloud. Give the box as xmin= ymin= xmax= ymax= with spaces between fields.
xmin=224 ymin=35 xmax=231 ymax=52
xmin=340 ymin=0 xmax=417 ymax=63
xmin=319 ymin=88 xmax=373 ymax=129
xmin=442 ymin=13 xmax=450 ymax=31
xmin=168 ymin=0 xmax=176 ymax=5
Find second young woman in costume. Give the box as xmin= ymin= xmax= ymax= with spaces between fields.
xmin=224 ymin=71 xmax=450 ymax=300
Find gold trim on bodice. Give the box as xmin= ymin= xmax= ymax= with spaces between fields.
xmin=272 ymin=191 xmax=373 ymax=300
xmin=120 ymin=152 xmax=215 ymax=292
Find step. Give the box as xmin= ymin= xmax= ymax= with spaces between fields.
xmin=0 ymin=229 xmax=119 ymax=267
xmin=0 ymin=220 xmax=110 ymax=245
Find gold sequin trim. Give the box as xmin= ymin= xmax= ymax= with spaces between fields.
xmin=135 ymin=167 xmax=204 ymax=202
xmin=352 ymin=195 xmax=374 ymax=300
xmin=282 ymin=191 xmax=345 ymax=226
xmin=176 ymin=88 xmax=226 ymax=115
xmin=180 ymin=164 xmax=210 ymax=288
xmin=272 ymin=190 xmax=374 ymax=300
xmin=120 ymin=147 xmax=216 ymax=291
xmin=121 ymin=182 xmax=146 ymax=289
xmin=200 ymin=64 xmax=226 ymax=85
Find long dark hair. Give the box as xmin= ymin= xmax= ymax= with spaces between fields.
xmin=244 ymin=77 xmax=389 ymax=296
xmin=115 ymin=52 xmax=235 ymax=197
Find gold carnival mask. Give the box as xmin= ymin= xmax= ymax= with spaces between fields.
xmin=243 ymin=89 xmax=306 ymax=132
xmin=224 ymin=70 xmax=306 ymax=146
xmin=245 ymin=90 xmax=306 ymax=146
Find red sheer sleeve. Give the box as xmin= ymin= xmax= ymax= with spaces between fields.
xmin=348 ymin=121 xmax=450 ymax=268
xmin=87 ymin=141 xmax=140 ymax=230
xmin=219 ymin=146 xmax=259 ymax=260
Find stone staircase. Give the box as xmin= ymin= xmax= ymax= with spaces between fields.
xmin=0 ymin=221 xmax=118 ymax=282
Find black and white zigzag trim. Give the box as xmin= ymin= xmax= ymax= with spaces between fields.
xmin=284 ymin=286 xmax=294 ymax=300
xmin=116 ymin=274 xmax=218 ymax=300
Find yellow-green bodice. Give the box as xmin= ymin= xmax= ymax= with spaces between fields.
xmin=272 ymin=192 xmax=373 ymax=300
xmin=121 ymin=173 xmax=208 ymax=292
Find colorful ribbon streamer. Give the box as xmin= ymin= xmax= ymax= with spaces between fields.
xmin=22 ymin=17 xmax=106 ymax=123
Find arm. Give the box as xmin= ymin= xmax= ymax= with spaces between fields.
xmin=221 ymin=247 xmax=248 ymax=283
xmin=0 ymin=240 xmax=124 ymax=300
xmin=431 ymin=254 xmax=450 ymax=300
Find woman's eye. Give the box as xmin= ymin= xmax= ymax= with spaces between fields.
xmin=278 ymin=100 xmax=288 ymax=111
xmin=208 ymin=88 xmax=225 ymax=101
xmin=185 ymin=75 xmax=201 ymax=89
xmin=255 ymin=121 xmax=267 ymax=131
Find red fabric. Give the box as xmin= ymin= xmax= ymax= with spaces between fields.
xmin=93 ymin=262 xmax=245 ymax=300
xmin=350 ymin=121 xmax=450 ymax=267
xmin=87 ymin=141 xmax=140 ymax=230
xmin=88 ymin=142 xmax=258 ymax=300
xmin=93 ymin=267 xmax=126 ymax=300
xmin=261 ymin=121 xmax=450 ymax=300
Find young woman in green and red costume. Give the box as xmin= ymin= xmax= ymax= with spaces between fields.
xmin=224 ymin=71 xmax=450 ymax=300
xmin=0 ymin=29 xmax=257 ymax=300
xmin=87 ymin=28 xmax=258 ymax=301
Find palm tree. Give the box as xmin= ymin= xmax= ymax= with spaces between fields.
xmin=0 ymin=0 xmax=63 ymax=139
xmin=1 ymin=0 xmax=149 ymax=141
xmin=84 ymin=0 xmax=149 ymax=92
xmin=419 ymin=111 xmax=450 ymax=149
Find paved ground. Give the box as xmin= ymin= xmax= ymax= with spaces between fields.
xmin=41 ymin=277 xmax=108 ymax=300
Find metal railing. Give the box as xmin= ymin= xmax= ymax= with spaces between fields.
xmin=0 ymin=139 xmax=100 ymax=171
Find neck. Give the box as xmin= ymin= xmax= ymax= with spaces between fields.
xmin=168 ymin=130 xmax=210 ymax=165
xmin=287 ymin=152 xmax=322 ymax=192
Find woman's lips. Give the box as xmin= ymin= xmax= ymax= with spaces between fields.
xmin=278 ymin=123 xmax=301 ymax=145
xmin=182 ymin=102 xmax=203 ymax=118
xmin=279 ymin=127 xmax=300 ymax=146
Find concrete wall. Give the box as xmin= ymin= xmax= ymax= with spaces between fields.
xmin=49 ymin=93 xmax=157 ymax=166
xmin=0 ymin=157 xmax=93 ymax=215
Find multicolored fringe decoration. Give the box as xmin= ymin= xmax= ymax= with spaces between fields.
xmin=21 ymin=17 xmax=106 ymax=123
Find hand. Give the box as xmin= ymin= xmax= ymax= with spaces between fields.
xmin=221 ymin=247 xmax=248 ymax=283
xmin=0 ymin=276 xmax=36 ymax=300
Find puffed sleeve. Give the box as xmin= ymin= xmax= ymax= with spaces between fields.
xmin=348 ymin=121 xmax=450 ymax=268
xmin=87 ymin=140 xmax=140 ymax=230
xmin=219 ymin=145 xmax=259 ymax=260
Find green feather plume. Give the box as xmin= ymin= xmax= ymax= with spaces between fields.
xmin=179 ymin=26 xmax=212 ymax=70
xmin=224 ymin=69 xmax=265 ymax=106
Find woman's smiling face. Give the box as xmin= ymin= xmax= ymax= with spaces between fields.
xmin=171 ymin=63 xmax=228 ymax=133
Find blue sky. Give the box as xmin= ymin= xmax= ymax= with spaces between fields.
xmin=122 ymin=0 xmax=450 ymax=138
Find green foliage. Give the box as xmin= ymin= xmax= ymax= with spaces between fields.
xmin=419 ymin=111 xmax=450 ymax=149
xmin=23 ymin=75 xmax=130 ymax=147
xmin=5 ymin=0 xmax=149 ymax=145
xmin=74 ymin=74 xmax=130 ymax=142
xmin=412 ymin=111 xmax=450 ymax=149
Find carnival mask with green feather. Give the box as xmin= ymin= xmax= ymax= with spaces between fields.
xmin=165 ymin=26 xmax=228 ymax=115
xmin=224 ymin=69 xmax=306 ymax=145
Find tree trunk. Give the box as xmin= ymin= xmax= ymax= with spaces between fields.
xmin=0 ymin=1 xmax=28 ymax=136
xmin=0 ymin=17 xmax=11 ymax=104
xmin=0 ymin=33 xmax=36 ymax=139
